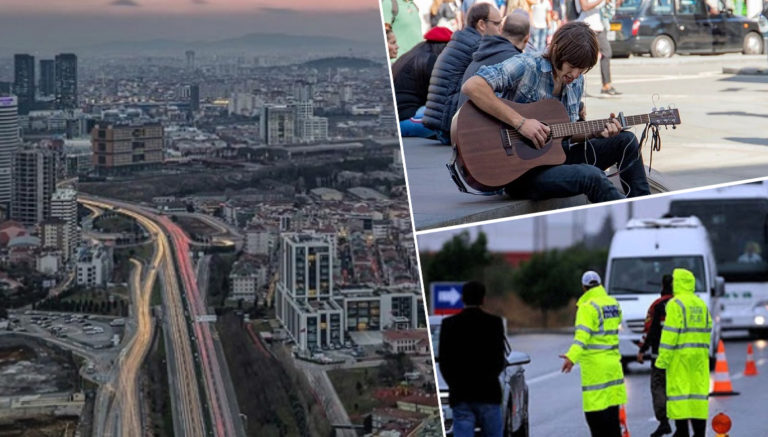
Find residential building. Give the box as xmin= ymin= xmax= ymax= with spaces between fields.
xmin=49 ymin=188 xmax=78 ymax=261
xmin=382 ymin=329 xmax=430 ymax=355
xmin=260 ymin=105 xmax=294 ymax=145
xmin=75 ymin=245 xmax=113 ymax=287
xmin=229 ymin=258 xmax=268 ymax=303
xmin=275 ymin=232 xmax=344 ymax=351
xmin=11 ymin=147 xmax=56 ymax=227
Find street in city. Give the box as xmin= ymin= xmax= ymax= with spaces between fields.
xmin=404 ymin=54 xmax=768 ymax=230
xmin=514 ymin=331 xmax=768 ymax=436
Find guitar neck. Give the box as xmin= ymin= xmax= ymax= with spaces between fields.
xmin=550 ymin=114 xmax=651 ymax=138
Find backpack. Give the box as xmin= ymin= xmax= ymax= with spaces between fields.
xmin=565 ymin=0 xmax=581 ymax=22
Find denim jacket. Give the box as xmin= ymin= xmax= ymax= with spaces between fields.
xmin=475 ymin=52 xmax=583 ymax=122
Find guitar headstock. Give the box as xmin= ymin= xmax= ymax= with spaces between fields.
xmin=649 ymin=107 xmax=681 ymax=127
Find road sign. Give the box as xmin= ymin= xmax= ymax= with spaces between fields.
xmin=431 ymin=282 xmax=465 ymax=315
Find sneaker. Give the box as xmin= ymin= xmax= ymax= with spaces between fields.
xmin=650 ymin=421 xmax=672 ymax=437
xmin=600 ymin=87 xmax=622 ymax=96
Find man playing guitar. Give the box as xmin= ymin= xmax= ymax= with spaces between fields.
xmin=460 ymin=21 xmax=650 ymax=202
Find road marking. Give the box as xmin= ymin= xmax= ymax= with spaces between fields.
xmin=527 ymin=369 xmax=563 ymax=385
xmin=612 ymin=71 xmax=722 ymax=85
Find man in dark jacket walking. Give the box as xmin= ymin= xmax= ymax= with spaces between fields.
xmin=637 ymin=274 xmax=674 ymax=437
xmin=422 ymin=2 xmax=503 ymax=144
xmin=438 ymin=281 xmax=507 ymax=437
xmin=457 ymin=11 xmax=530 ymax=109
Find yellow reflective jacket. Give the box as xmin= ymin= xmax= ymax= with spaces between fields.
xmin=565 ymin=285 xmax=627 ymax=412
xmin=655 ymin=268 xmax=712 ymax=420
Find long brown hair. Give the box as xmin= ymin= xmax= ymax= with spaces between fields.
xmin=544 ymin=21 xmax=598 ymax=72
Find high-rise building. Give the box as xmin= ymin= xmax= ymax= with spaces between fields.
xmin=54 ymin=53 xmax=78 ymax=110
xmin=189 ymin=84 xmax=200 ymax=112
xmin=11 ymin=147 xmax=56 ymax=227
xmin=13 ymin=54 xmax=35 ymax=114
xmin=0 ymin=96 xmax=20 ymax=213
xmin=293 ymin=80 xmax=314 ymax=103
xmin=275 ymin=233 xmax=344 ymax=352
xmin=260 ymin=105 xmax=295 ymax=146
xmin=39 ymin=59 xmax=55 ymax=97
xmin=92 ymin=123 xmax=164 ymax=175
xmin=185 ymin=50 xmax=195 ymax=70
xmin=50 ymin=188 xmax=78 ymax=261
xmin=297 ymin=117 xmax=329 ymax=143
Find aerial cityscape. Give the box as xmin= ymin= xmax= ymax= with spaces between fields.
xmin=0 ymin=2 xmax=439 ymax=436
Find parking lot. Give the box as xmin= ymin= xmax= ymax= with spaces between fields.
xmin=7 ymin=310 xmax=123 ymax=351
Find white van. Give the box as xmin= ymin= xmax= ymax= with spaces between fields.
xmin=604 ymin=217 xmax=723 ymax=368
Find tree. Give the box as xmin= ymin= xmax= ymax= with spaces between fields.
xmin=423 ymin=230 xmax=493 ymax=288
xmin=512 ymin=245 xmax=608 ymax=327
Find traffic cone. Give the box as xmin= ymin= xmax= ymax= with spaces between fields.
xmin=744 ymin=343 xmax=758 ymax=376
xmin=710 ymin=340 xmax=739 ymax=396
xmin=619 ymin=404 xmax=630 ymax=437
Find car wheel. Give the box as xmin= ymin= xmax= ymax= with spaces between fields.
xmin=742 ymin=32 xmax=763 ymax=55
xmin=650 ymin=35 xmax=675 ymax=58
xmin=509 ymin=391 xmax=530 ymax=437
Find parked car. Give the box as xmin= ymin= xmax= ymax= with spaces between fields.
xmin=609 ymin=0 xmax=764 ymax=57
xmin=430 ymin=315 xmax=531 ymax=437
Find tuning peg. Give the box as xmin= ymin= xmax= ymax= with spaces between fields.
xmin=672 ymin=125 xmax=676 ymax=129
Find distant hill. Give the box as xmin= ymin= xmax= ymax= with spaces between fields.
xmin=73 ymin=33 xmax=379 ymax=57
xmin=299 ymin=57 xmax=383 ymax=70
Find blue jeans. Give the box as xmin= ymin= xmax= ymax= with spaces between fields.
xmin=452 ymin=402 xmax=503 ymax=437
xmin=506 ymin=131 xmax=650 ymax=203
xmin=399 ymin=106 xmax=437 ymax=138
xmin=533 ymin=27 xmax=548 ymax=52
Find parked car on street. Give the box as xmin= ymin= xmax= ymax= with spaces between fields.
xmin=430 ymin=315 xmax=531 ymax=436
xmin=609 ymin=0 xmax=764 ymax=57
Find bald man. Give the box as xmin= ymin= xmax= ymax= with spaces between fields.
xmin=458 ymin=11 xmax=530 ymax=108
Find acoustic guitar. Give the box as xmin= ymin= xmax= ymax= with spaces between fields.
xmin=448 ymin=98 xmax=681 ymax=193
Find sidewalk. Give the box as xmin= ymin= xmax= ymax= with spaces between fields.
xmin=403 ymin=137 xmax=587 ymax=231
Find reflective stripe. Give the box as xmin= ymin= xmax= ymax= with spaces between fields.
xmin=668 ymin=394 xmax=708 ymax=401
xmin=663 ymin=326 xmax=709 ymax=334
xmin=659 ymin=342 xmax=709 ymax=350
xmin=590 ymin=301 xmax=603 ymax=332
xmin=575 ymin=325 xmax=593 ymax=334
xmin=573 ymin=340 xmax=586 ymax=348
xmin=674 ymin=299 xmax=687 ymax=329
xmin=601 ymin=329 xmax=619 ymax=335
xmin=582 ymin=378 xmax=624 ymax=392
xmin=576 ymin=324 xmax=618 ymax=336
xmin=584 ymin=344 xmax=619 ymax=350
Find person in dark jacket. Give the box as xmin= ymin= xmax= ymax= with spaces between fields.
xmin=637 ymin=274 xmax=674 ymax=437
xmin=438 ymin=281 xmax=507 ymax=437
xmin=457 ymin=11 xmax=531 ymax=109
xmin=393 ymin=26 xmax=452 ymax=138
xmin=422 ymin=2 xmax=503 ymax=144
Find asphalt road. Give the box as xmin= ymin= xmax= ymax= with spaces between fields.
xmin=514 ymin=331 xmax=768 ymax=436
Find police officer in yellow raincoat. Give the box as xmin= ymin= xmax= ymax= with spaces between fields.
xmin=655 ymin=268 xmax=712 ymax=437
xmin=560 ymin=271 xmax=627 ymax=437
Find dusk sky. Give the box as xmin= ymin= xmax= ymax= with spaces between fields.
xmin=0 ymin=0 xmax=384 ymax=53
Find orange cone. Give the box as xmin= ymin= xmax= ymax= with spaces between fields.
xmin=710 ymin=340 xmax=739 ymax=396
xmin=744 ymin=343 xmax=758 ymax=376
xmin=619 ymin=404 xmax=630 ymax=437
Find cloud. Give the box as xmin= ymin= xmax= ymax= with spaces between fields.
xmin=109 ymin=0 xmax=140 ymax=6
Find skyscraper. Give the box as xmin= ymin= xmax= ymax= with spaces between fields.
xmin=13 ymin=54 xmax=35 ymax=114
xmin=39 ymin=59 xmax=55 ymax=97
xmin=11 ymin=147 xmax=57 ymax=227
xmin=55 ymin=53 xmax=78 ymax=110
xmin=185 ymin=50 xmax=195 ymax=70
xmin=0 ymin=96 xmax=19 ymax=214
xmin=189 ymin=84 xmax=200 ymax=112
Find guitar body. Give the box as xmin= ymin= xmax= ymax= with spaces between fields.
xmin=451 ymin=98 xmax=570 ymax=191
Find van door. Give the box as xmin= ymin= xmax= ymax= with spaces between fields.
xmin=675 ymin=0 xmax=714 ymax=51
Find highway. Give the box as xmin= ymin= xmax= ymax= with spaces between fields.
xmin=81 ymin=198 xmax=207 ymax=437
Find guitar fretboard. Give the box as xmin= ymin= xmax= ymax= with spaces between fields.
xmin=550 ymin=114 xmax=651 ymax=138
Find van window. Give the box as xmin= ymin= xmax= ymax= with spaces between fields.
xmin=652 ymin=0 xmax=674 ymax=14
xmin=609 ymin=256 xmax=706 ymax=294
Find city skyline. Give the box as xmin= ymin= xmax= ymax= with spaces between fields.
xmin=0 ymin=1 xmax=384 ymax=55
